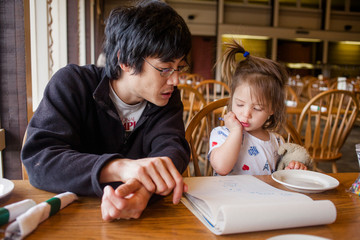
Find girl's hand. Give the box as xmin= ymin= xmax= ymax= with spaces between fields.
xmin=224 ymin=112 xmax=243 ymax=133
xmin=285 ymin=160 xmax=308 ymax=170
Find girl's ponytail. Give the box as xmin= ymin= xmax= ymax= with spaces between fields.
xmin=220 ymin=40 xmax=246 ymax=87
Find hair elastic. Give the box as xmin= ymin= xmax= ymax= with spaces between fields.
xmin=243 ymin=51 xmax=250 ymax=58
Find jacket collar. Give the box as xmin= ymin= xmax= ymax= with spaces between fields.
xmin=92 ymin=71 xmax=163 ymax=118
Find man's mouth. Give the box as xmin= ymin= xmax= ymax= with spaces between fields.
xmin=161 ymin=90 xmax=173 ymax=99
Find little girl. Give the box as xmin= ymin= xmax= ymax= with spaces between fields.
xmin=209 ymin=41 xmax=309 ymax=176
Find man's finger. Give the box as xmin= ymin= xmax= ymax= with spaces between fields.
xmin=137 ymin=169 xmax=157 ymax=193
xmin=170 ymin=173 xmax=184 ymax=204
xmin=160 ymin=157 xmax=184 ymax=204
xmin=144 ymin=160 xmax=170 ymax=194
xmin=183 ymin=182 xmax=188 ymax=193
xmin=102 ymin=186 xmax=122 ymax=221
xmin=115 ymin=179 xmax=143 ymax=197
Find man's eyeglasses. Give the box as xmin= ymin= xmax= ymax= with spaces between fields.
xmin=143 ymin=58 xmax=189 ymax=78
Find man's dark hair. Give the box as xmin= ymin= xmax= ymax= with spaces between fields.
xmin=104 ymin=0 xmax=192 ymax=79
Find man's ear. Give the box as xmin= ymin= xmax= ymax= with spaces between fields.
xmin=119 ymin=63 xmax=131 ymax=72
xmin=117 ymin=50 xmax=131 ymax=72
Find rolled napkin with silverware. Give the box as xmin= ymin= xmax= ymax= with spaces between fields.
xmin=4 ymin=192 xmax=77 ymax=240
xmin=0 ymin=199 xmax=36 ymax=226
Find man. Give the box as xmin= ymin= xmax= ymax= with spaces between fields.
xmin=21 ymin=0 xmax=191 ymax=220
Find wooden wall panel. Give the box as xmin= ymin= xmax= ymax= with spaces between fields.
xmin=191 ymin=36 xmax=216 ymax=80
xmin=0 ymin=0 xmax=28 ymax=179
xmin=67 ymin=0 xmax=80 ymax=64
xmin=328 ymin=42 xmax=360 ymax=65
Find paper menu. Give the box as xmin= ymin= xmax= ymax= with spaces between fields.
xmin=181 ymin=175 xmax=336 ymax=235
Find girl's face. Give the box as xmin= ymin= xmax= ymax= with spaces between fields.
xmin=231 ymin=83 xmax=273 ymax=136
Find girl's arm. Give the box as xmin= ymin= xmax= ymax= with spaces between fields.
xmin=209 ymin=112 xmax=243 ymax=175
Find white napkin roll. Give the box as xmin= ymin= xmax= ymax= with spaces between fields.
xmin=5 ymin=192 xmax=77 ymax=240
xmin=310 ymin=105 xmax=327 ymax=112
xmin=0 ymin=199 xmax=36 ymax=226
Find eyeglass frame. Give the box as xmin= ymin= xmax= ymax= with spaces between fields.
xmin=142 ymin=58 xmax=189 ymax=78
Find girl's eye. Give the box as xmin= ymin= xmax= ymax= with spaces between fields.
xmin=254 ymin=107 xmax=263 ymax=111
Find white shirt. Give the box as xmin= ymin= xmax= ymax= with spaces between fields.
xmin=109 ymin=83 xmax=147 ymax=133
xmin=209 ymin=126 xmax=283 ymax=175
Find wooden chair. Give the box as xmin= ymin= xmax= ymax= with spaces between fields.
xmin=286 ymin=85 xmax=300 ymax=105
xmin=184 ymin=97 xmax=229 ymax=177
xmin=296 ymin=89 xmax=359 ymax=173
xmin=178 ymin=72 xmax=191 ymax=85
xmin=299 ymin=75 xmax=313 ymax=100
xmin=22 ymin=128 xmax=29 ymax=180
xmin=285 ymin=85 xmax=300 ymax=127
xmin=187 ymin=73 xmax=204 ymax=86
xmin=288 ymin=75 xmax=305 ymax=99
xmin=194 ymin=79 xmax=230 ymax=104
xmin=184 ymin=97 xmax=304 ymax=177
xmin=177 ymin=84 xmax=206 ymax=127
xmin=349 ymin=77 xmax=360 ymax=93
xmin=278 ymin=120 xmax=303 ymax=145
xmin=351 ymin=78 xmax=360 ymax=124
xmin=0 ymin=129 xmax=5 ymax=178
xmin=306 ymin=77 xmax=331 ymax=100
xmin=178 ymin=73 xmax=203 ymax=86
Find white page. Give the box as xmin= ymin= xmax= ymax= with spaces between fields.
xmin=183 ymin=175 xmax=312 ymax=221
xmin=182 ymin=175 xmax=337 ymax=235
xmin=217 ymin=200 xmax=336 ymax=234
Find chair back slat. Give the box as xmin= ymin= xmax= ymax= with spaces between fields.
xmin=297 ymin=89 xmax=359 ymax=172
xmin=194 ymin=80 xmax=230 ymax=104
xmin=184 ymin=98 xmax=229 ymax=177
xmin=177 ymin=84 xmax=206 ymax=128
xmin=278 ymin=120 xmax=302 ymax=145
xmin=184 ymin=97 xmax=304 ymax=177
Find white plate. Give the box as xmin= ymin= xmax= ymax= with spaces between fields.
xmin=0 ymin=178 xmax=14 ymax=199
xmin=271 ymin=170 xmax=339 ymax=193
xmin=267 ymin=234 xmax=330 ymax=240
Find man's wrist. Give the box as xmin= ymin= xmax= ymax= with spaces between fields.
xmin=99 ymin=158 xmax=127 ymax=183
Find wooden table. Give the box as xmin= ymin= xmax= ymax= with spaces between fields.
xmin=1 ymin=173 xmax=359 ymax=239
xmin=286 ymin=102 xmax=307 ymax=115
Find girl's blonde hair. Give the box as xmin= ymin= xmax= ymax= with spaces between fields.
xmin=220 ymin=40 xmax=287 ymax=130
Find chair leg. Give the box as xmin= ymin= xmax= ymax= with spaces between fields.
xmin=22 ymin=164 xmax=29 ymax=180
xmin=331 ymin=162 xmax=338 ymax=173
xmin=206 ymin=164 xmax=213 ymax=176
xmin=204 ymin=159 xmax=208 ymax=176
xmin=182 ymin=166 xmax=190 ymax=177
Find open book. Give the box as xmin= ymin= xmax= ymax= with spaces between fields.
xmin=181 ymin=175 xmax=336 ymax=235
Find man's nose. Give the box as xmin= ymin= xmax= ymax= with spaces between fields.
xmin=167 ymin=72 xmax=179 ymax=86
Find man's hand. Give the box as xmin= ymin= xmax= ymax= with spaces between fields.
xmin=101 ymin=178 xmax=151 ymax=221
xmin=100 ymin=156 xmax=186 ymax=204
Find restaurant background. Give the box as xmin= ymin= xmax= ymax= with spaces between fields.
xmin=1 ymin=0 xmax=359 ymax=179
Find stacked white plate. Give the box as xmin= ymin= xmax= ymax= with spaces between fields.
xmin=271 ymin=170 xmax=339 ymax=193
